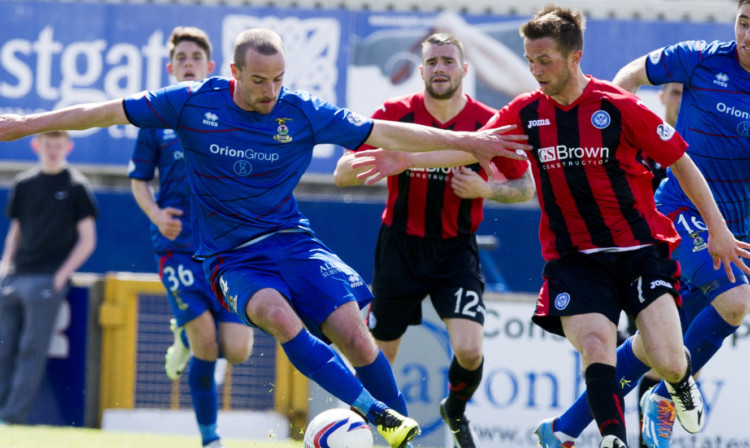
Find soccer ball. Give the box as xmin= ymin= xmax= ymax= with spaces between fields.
xmin=303 ymin=408 xmax=373 ymax=448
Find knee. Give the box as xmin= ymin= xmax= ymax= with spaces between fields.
xmin=652 ymin=348 xmax=688 ymax=383
xmin=579 ymin=334 xmax=612 ymax=365
xmin=454 ymin=345 xmax=483 ymax=370
xmin=715 ymin=294 xmax=750 ymax=326
xmin=222 ymin=341 xmax=253 ymax=364
xmin=190 ymin=336 xmax=219 ymax=360
xmin=340 ymin=330 xmax=378 ymax=366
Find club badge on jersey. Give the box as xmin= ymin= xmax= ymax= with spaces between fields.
xmin=274 ymin=118 xmax=293 ymax=143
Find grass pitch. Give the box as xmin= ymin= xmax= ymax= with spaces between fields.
xmin=0 ymin=425 xmax=305 ymax=448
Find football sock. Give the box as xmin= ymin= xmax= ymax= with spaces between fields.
xmin=557 ymin=336 xmax=648 ymax=437
xmin=584 ymin=363 xmax=627 ymax=442
xmin=187 ymin=357 xmax=219 ymax=445
xmin=281 ymin=329 xmax=364 ymax=405
xmin=444 ymin=356 xmax=483 ymax=419
xmin=355 ymin=351 xmax=407 ymax=415
xmin=653 ymin=304 xmax=737 ymax=398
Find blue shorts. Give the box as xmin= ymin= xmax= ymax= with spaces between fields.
xmin=203 ymin=230 xmax=373 ymax=341
xmin=157 ymin=251 xmax=241 ymax=327
xmin=657 ymin=203 xmax=748 ymax=322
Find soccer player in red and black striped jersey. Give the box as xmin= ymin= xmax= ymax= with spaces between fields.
xmin=487 ymin=6 xmax=750 ymax=448
xmin=335 ymin=33 xmax=534 ymax=448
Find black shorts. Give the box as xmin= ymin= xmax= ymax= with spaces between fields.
xmin=532 ymin=243 xmax=680 ymax=337
xmin=368 ymin=225 xmax=485 ymax=341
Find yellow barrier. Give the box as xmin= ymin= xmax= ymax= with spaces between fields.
xmin=98 ymin=272 xmax=164 ymax=422
xmin=97 ymin=272 xmax=309 ymax=437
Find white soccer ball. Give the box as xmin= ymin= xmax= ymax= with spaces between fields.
xmin=303 ymin=408 xmax=373 ymax=448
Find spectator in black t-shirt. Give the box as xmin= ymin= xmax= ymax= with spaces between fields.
xmin=0 ymin=130 xmax=97 ymax=424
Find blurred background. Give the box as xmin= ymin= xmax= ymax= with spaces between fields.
xmin=0 ymin=1 xmax=747 ymax=447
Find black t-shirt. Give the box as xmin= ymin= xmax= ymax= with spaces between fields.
xmin=7 ymin=167 xmax=98 ymax=274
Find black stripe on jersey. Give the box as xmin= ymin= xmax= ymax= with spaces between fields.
xmin=521 ymin=101 xmax=573 ymax=253
xmin=390 ymin=112 xmax=417 ymax=232
xmin=600 ymin=101 xmax=653 ymax=244
xmin=455 ymin=120 xmax=489 ymax=235
xmin=557 ymin=106 xmax=615 ymax=248
xmin=424 ymin=121 xmax=454 ymax=237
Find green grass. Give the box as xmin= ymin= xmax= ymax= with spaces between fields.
xmin=0 ymin=425 xmax=305 ymax=448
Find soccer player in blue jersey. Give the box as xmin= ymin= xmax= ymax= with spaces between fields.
xmin=534 ymin=2 xmax=750 ymax=447
xmin=0 ymin=28 xmax=530 ymax=448
xmin=129 ymin=27 xmax=253 ymax=448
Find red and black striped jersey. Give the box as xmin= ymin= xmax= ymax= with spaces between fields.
xmin=361 ymin=92 xmax=528 ymax=239
xmin=485 ymin=77 xmax=686 ymax=261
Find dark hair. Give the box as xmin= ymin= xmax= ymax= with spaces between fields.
xmin=168 ymin=26 xmax=212 ymax=61
xmin=519 ymin=4 xmax=585 ymax=57
xmin=233 ymin=29 xmax=284 ymax=70
xmin=422 ymin=33 xmax=465 ymax=63
xmin=740 ymin=0 xmax=750 ymax=8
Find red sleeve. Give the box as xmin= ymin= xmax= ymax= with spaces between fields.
xmin=625 ymin=99 xmax=688 ymax=168
xmin=482 ymin=107 xmax=529 ymax=180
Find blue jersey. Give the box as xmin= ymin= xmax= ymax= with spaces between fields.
xmin=123 ymin=77 xmax=373 ymax=257
xmin=649 ymin=40 xmax=750 ymax=237
xmin=129 ymin=127 xmax=195 ymax=254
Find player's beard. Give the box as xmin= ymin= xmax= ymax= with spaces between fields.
xmin=540 ymin=65 xmax=572 ymax=98
xmin=425 ymin=76 xmax=460 ymax=100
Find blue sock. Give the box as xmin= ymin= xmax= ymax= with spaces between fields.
xmin=355 ymin=351 xmax=407 ymax=415
xmin=557 ymin=336 xmax=649 ymax=437
xmin=281 ymin=329 xmax=365 ymax=406
xmin=654 ymin=305 xmax=737 ymax=397
xmin=187 ymin=357 xmax=219 ymax=445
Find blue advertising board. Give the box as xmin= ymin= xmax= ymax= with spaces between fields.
xmin=0 ymin=1 xmax=350 ymax=172
xmin=0 ymin=2 xmax=734 ymax=174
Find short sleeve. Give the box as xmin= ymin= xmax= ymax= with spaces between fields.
xmin=72 ymin=181 xmax=99 ymax=222
xmin=624 ymin=99 xmax=688 ymax=167
xmin=123 ymin=83 xmax=191 ymax=130
xmin=645 ymin=40 xmax=706 ymax=86
xmin=297 ymin=92 xmax=373 ymax=150
xmin=129 ymin=128 xmax=159 ymax=181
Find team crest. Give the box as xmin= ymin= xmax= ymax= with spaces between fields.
xmin=554 ymin=292 xmax=571 ymax=310
xmin=657 ymin=123 xmax=676 ymax=141
xmin=273 ymin=117 xmax=293 ymax=143
xmin=591 ymin=110 xmax=611 ymax=129
xmin=691 ymin=232 xmax=708 ymax=252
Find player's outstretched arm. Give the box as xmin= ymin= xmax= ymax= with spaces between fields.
xmin=365 ymin=120 xmax=529 ymax=179
xmin=0 ymin=99 xmax=129 ymax=142
xmin=612 ymin=55 xmax=653 ymax=94
xmin=350 ymin=148 xmax=472 ymax=185
xmin=670 ymin=153 xmax=750 ymax=281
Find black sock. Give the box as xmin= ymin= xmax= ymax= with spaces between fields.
xmin=585 ymin=363 xmax=627 ymax=441
xmin=445 ymin=356 xmax=483 ymax=418
xmin=638 ymin=375 xmax=660 ymax=448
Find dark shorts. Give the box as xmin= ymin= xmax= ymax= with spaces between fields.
xmin=157 ymin=251 xmax=240 ymax=327
xmin=532 ymin=244 xmax=680 ymax=337
xmin=368 ymin=225 xmax=485 ymax=341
